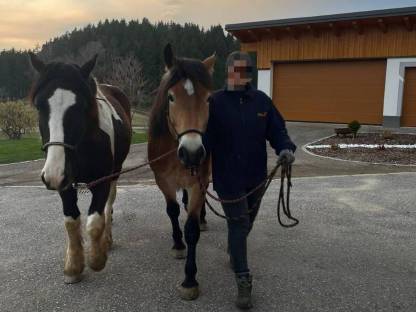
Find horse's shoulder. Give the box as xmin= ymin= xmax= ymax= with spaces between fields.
xmin=98 ymin=84 xmax=131 ymax=121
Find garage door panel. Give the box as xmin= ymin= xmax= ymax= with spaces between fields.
xmin=402 ymin=68 xmax=416 ymax=127
xmin=273 ymin=60 xmax=386 ymax=125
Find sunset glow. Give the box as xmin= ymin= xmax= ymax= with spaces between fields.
xmin=0 ymin=0 xmax=415 ymax=50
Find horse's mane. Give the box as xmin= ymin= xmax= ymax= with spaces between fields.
xmin=149 ymin=57 xmax=213 ymax=138
xmin=29 ymin=62 xmax=97 ymax=105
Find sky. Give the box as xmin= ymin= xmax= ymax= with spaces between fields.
xmin=1 ymin=0 xmax=416 ymax=50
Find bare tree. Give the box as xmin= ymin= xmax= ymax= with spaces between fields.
xmin=106 ymin=54 xmax=149 ymax=117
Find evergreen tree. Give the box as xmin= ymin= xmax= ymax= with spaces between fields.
xmin=0 ymin=20 xmax=240 ymax=104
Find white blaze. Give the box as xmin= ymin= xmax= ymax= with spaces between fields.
xmin=41 ymin=89 xmax=76 ymax=189
xmin=183 ymin=79 xmax=194 ymax=96
xmin=96 ymin=88 xmax=122 ymax=156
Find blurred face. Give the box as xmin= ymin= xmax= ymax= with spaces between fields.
xmin=227 ymin=59 xmax=253 ymax=90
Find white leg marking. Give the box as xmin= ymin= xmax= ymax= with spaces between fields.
xmin=63 ymin=216 xmax=84 ymax=283
xmin=86 ymin=211 xmax=107 ymax=271
xmin=42 ymin=89 xmax=76 ymax=189
xmin=87 ymin=212 xmax=104 ymax=235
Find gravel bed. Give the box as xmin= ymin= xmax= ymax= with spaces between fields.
xmin=307 ymin=133 xmax=416 ymax=165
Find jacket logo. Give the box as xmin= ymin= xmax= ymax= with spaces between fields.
xmin=257 ymin=112 xmax=268 ymax=118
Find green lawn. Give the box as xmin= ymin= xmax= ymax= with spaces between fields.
xmin=0 ymin=135 xmax=44 ymax=164
xmin=0 ymin=131 xmax=147 ymax=164
xmin=131 ymin=131 xmax=148 ymax=144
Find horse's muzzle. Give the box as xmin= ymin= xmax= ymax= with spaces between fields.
xmin=178 ymin=144 xmax=206 ymax=168
xmin=41 ymin=172 xmax=72 ymax=191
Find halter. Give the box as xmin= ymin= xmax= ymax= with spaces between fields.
xmin=165 ymin=102 xmax=205 ymax=176
xmin=41 ymin=142 xmax=77 ymax=152
xmin=40 ymin=97 xmax=105 ymax=153
xmin=166 ymin=104 xmax=205 ymax=141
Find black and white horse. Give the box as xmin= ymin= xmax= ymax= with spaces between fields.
xmin=29 ymin=53 xmax=132 ymax=283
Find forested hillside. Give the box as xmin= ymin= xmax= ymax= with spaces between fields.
xmin=0 ymin=18 xmax=240 ymax=108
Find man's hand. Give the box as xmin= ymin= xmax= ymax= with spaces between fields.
xmin=278 ymin=149 xmax=295 ymax=165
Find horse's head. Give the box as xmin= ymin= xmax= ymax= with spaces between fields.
xmin=29 ymin=53 xmax=98 ymax=191
xmin=162 ymin=44 xmax=216 ymax=168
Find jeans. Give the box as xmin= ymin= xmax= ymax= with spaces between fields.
xmin=220 ymin=187 xmax=264 ymax=274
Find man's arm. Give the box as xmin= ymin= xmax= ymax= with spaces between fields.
xmin=265 ymin=96 xmax=297 ymax=155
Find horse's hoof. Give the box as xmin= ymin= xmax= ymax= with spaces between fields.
xmin=199 ymin=223 xmax=208 ymax=232
xmin=88 ymin=254 xmax=107 ymax=272
xmin=64 ymin=274 xmax=82 ymax=284
xmin=171 ymin=248 xmax=186 ymax=259
xmin=177 ymin=285 xmax=199 ymax=300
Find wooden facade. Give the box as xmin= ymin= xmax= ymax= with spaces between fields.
xmin=226 ymin=7 xmax=416 ymax=127
xmin=241 ymin=21 xmax=416 ymax=69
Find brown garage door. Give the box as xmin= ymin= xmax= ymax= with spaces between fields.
xmin=273 ymin=60 xmax=386 ymax=124
xmin=402 ymin=67 xmax=416 ymax=127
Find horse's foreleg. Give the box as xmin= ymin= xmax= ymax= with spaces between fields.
xmin=182 ymin=189 xmax=188 ymax=211
xmin=167 ymin=200 xmax=187 ymax=259
xmin=87 ymin=182 xmax=111 ymax=271
xmin=178 ymin=184 xmax=203 ymax=300
xmin=60 ymin=188 xmax=84 ymax=284
xmin=200 ymin=202 xmax=208 ymax=232
xmin=104 ymin=181 xmax=117 ymax=249
xmin=157 ymin=178 xmax=186 ymax=259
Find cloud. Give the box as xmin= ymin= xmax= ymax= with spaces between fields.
xmin=0 ymin=0 xmax=415 ymax=50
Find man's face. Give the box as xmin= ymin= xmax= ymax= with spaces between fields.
xmin=227 ymin=59 xmax=252 ymax=90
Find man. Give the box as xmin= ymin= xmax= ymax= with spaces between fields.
xmin=203 ymin=51 xmax=296 ymax=309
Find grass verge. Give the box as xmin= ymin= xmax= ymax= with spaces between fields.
xmin=0 ymin=131 xmax=148 ymax=164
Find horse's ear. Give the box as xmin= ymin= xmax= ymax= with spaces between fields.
xmin=81 ymin=54 xmax=98 ymax=78
xmin=164 ymin=43 xmax=175 ymax=70
xmin=203 ymin=52 xmax=216 ymax=75
xmin=28 ymin=52 xmax=45 ymax=73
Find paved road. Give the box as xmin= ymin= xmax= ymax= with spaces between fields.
xmin=1 ymin=122 xmax=416 ymax=187
xmin=1 ymin=172 xmax=416 ymax=311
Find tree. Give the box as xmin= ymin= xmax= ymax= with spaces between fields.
xmin=106 ymin=54 xmax=150 ymax=112
xmin=0 ymin=20 xmax=240 ymax=104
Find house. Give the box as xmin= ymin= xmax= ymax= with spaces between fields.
xmin=225 ymin=7 xmax=416 ymax=127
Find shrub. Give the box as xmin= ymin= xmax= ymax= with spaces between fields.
xmin=330 ymin=144 xmax=339 ymax=150
xmin=382 ymin=130 xmax=393 ymax=140
xmin=348 ymin=120 xmax=361 ymax=138
xmin=0 ymin=101 xmax=37 ymax=140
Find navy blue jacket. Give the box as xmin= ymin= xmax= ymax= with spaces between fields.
xmin=203 ymin=84 xmax=296 ymax=196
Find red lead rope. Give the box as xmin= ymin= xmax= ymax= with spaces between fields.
xmin=73 ymin=148 xmax=298 ymax=228
xmin=72 ymin=148 xmax=176 ymax=191
xmin=199 ymin=162 xmax=299 ymax=228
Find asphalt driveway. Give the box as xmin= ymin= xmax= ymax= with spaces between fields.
xmin=1 ymin=172 xmax=416 ymax=311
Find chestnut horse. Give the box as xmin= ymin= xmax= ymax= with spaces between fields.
xmin=29 ymin=53 xmax=132 ymax=283
xmin=148 ymin=44 xmax=215 ymax=300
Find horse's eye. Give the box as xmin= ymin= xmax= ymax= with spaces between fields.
xmin=168 ymin=94 xmax=175 ymax=103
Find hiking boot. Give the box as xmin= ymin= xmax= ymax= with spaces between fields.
xmin=235 ymin=273 xmax=253 ymax=310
